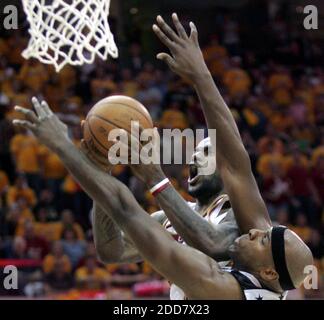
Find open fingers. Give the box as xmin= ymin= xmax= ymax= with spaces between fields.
xmin=156 ymin=15 xmax=179 ymax=42
xmin=12 ymin=119 xmax=37 ymax=131
xmin=156 ymin=52 xmax=176 ymax=70
xmin=153 ymin=24 xmax=177 ymax=51
xmin=14 ymin=106 xmax=39 ymax=124
xmin=32 ymin=97 xmax=47 ymax=119
xmin=172 ymin=13 xmax=188 ymax=39
xmin=41 ymin=100 xmax=53 ymax=116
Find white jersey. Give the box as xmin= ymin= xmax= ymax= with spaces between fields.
xmin=162 ymin=194 xmax=232 ymax=300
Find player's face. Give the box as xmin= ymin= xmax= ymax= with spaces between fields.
xmin=187 ymin=140 xmax=222 ymax=199
xmin=229 ymin=229 xmax=273 ymax=271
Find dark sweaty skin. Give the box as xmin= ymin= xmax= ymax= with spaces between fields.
xmin=88 ymin=133 xmax=238 ymax=264
xmin=13 ymin=98 xmax=243 ymax=299
xmin=152 ymin=13 xmax=313 ymax=292
xmin=13 ymin=14 xmax=313 ymax=299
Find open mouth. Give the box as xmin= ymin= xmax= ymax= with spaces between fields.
xmin=188 ymin=163 xmax=200 ymax=185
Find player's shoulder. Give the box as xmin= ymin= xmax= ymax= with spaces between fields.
xmin=218 ymin=207 xmax=236 ymax=223
xmin=226 ymin=268 xmax=288 ymax=300
xmin=190 ymin=264 xmax=244 ymax=300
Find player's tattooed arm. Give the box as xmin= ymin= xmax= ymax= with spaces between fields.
xmin=153 ymin=183 xmax=238 ymax=261
xmin=117 ymin=127 xmax=238 ymax=260
xmin=92 ymin=202 xmax=142 ymax=263
xmin=12 ymin=99 xmax=242 ymax=299
xmin=136 ymin=164 xmax=238 ymax=261
xmin=153 ymin=14 xmax=271 ymax=233
xmin=92 ymin=203 xmax=167 ymax=264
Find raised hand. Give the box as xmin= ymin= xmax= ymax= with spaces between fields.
xmin=110 ymin=123 xmax=165 ymax=187
xmin=153 ymin=13 xmax=209 ymax=84
xmin=13 ymin=97 xmax=69 ymax=152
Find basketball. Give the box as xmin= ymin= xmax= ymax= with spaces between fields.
xmin=83 ymin=95 xmax=153 ymax=165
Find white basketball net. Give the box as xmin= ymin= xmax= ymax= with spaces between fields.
xmin=21 ymin=0 xmax=118 ymax=72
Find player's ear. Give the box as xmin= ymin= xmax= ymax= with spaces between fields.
xmin=259 ymin=268 xmax=279 ymax=282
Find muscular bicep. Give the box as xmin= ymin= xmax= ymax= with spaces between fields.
xmin=92 ymin=204 xmax=167 ymax=264
xmin=120 ymin=210 xmax=166 ymax=263
xmin=118 ymin=234 xmax=144 ymax=263
xmin=114 ymin=210 xmax=167 ymax=263
xmin=220 ymin=167 xmax=272 ymax=234
xmin=92 ymin=202 xmax=141 ymax=263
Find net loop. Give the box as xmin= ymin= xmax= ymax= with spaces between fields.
xmin=22 ymin=0 xmax=118 ymax=72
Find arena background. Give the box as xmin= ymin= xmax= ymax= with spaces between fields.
xmin=0 ymin=0 xmax=323 ymax=299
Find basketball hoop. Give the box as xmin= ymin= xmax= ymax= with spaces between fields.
xmin=21 ymin=0 xmax=118 ymax=72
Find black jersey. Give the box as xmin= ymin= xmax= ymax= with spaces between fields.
xmin=227 ymin=268 xmax=288 ymax=300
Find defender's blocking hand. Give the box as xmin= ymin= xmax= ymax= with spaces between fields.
xmin=13 ymin=97 xmax=69 ymax=152
xmin=153 ymin=13 xmax=209 ymax=84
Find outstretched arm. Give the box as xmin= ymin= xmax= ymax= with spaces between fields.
xmin=13 ymin=99 xmax=242 ymax=299
xmin=93 ymin=181 xmax=240 ymax=299
xmin=150 ymin=180 xmax=238 ymax=261
xmin=119 ymin=126 xmax=238 ymax=261
xmin=94 ymin=185 xmax=237 ymax=263
xmin=153 ymin=14 xmax=271 ymax=233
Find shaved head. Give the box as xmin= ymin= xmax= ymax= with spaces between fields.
xmin=284 ymin=229 xmax=314 ymax=289
xmin=229 ymin=227 xmax=314 ymax=293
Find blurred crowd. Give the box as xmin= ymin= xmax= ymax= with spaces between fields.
xmin=0 ymin=11 xmax=323 ymax=299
